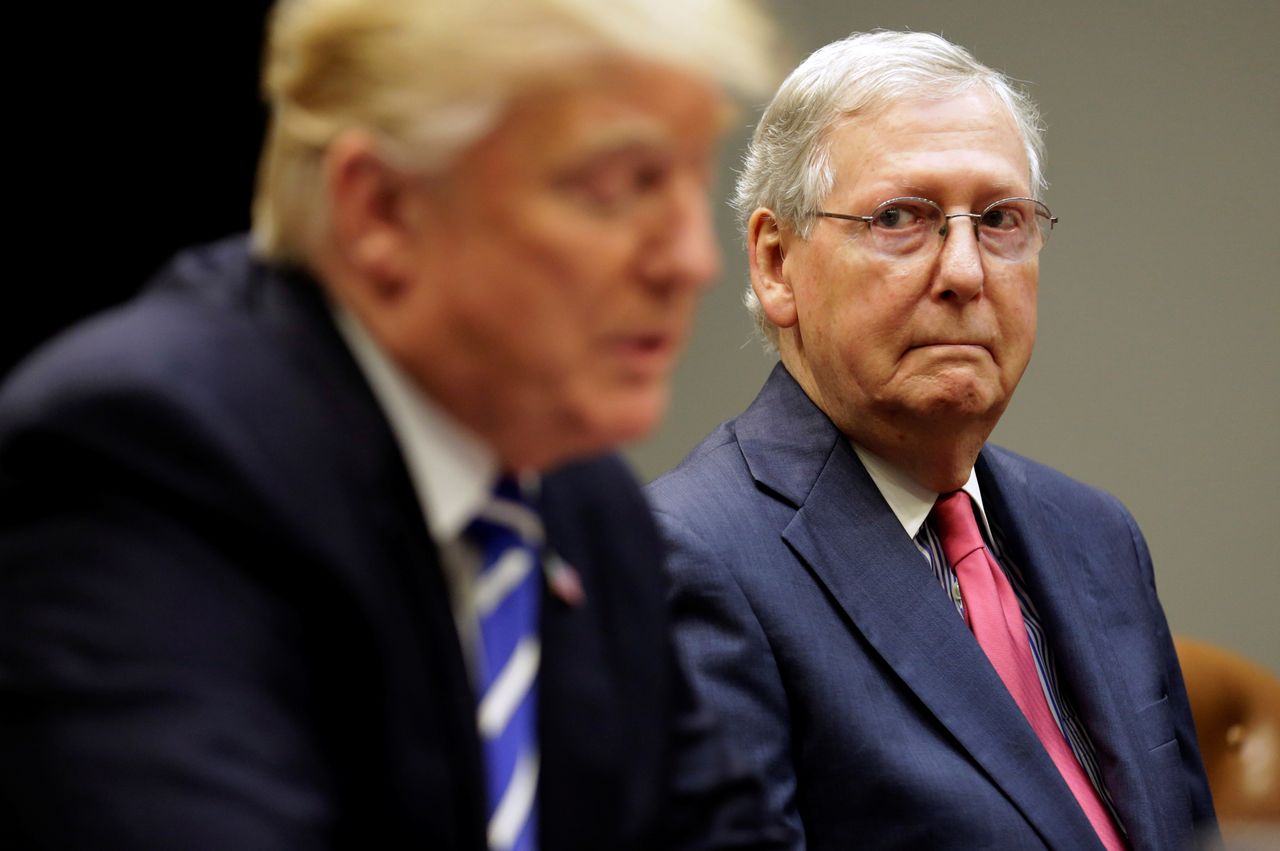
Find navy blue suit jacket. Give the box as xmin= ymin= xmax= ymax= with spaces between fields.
xmin=0 ymin=238 xmax=785 ymax=850
xmin=647 ymin=364 xmax=1217 ymax=850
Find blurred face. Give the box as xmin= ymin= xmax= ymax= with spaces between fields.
xmin=388 ymin=61 xmax=728 ymax=470
xmin=770 ymin=90 xmax=1038 ymax=450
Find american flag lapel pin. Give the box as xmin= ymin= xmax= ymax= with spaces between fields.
xmin=543 ymin=550 xmax=585 ymax=607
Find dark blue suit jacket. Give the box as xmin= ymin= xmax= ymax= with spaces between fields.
xmin=647 ymin=364 xmax=1217 ymax=850
xmin=0 ymin=238 xmax=785 ymax=850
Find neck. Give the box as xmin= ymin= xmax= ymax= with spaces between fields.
xmin=850 ymin=421 xmax=988 ymax=493
xmin=777 ymin=348 xmax=995 ymax=493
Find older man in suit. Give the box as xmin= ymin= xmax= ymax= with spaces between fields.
xmin=648 ymin=31 xmax=1217 ymax=850
xmin=0 ymin=2 xmax=788 ymax=849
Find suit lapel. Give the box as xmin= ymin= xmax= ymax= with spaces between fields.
xmin=978 ymin=449 xmax=1163 ymax=849
xmin=254 ymin=259 xmax=489 ymax=841
xmin=736 ymin=366 xmax=1103 ymax=850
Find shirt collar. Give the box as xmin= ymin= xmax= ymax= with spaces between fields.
xmin=331 ymin=303 xmax=498 ymax=543
xmin=851 ymin=442 xmax=992 ymax=541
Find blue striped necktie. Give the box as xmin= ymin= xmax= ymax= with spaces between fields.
xmin=466 ymin=476 xmax=542 ymax=851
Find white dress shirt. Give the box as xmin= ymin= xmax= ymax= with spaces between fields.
xmin=331 ymin=303 xmax=499 ymax=676
xmin=851 ymin=442 xmax=991 ymax=545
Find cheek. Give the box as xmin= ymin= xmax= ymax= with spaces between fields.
xmin=518 ymin=224 xmax=636 ymax=310
xmin=1006 ymin=286 xmax=1039 ymax=346
xmin=1009 ymin=266 xmax=1039 ymax=329
xmin=481 ymin=245 xmax=600 ymax=345
xmin=523 ymin=262 xmax=646 ymax=381
xmin=795 ymin=260 xmax=896 ymax=360
xmin=792 ymin=255 xmax=851 ymax=334
xmin=996 ymin=291 xmax=1038 ymax=385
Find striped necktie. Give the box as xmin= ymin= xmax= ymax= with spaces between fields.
xmin=931 ymin=491 xmax=1126 ymax=850
xmin=466 ymin=476 xmax=543 ymax=851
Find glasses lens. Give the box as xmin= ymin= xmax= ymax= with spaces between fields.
xmin=865 ymin=198 xmax=944 ymax=258
xmin=977 ymin=198 xmax=1053 ymax=260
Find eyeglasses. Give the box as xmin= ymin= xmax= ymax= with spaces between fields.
xmin=814 ymin=196 xmax=1057 ymax=262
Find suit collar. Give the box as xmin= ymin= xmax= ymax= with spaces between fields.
xmin=331 ymin=302 xmax=499 ymax=543
xmin=734 ymin=363 xmax=844 ymax=509
xmin=160 ymin=241 xmax=492 ymax=841
xmin=852 ymin=442 xmax=990 ymax=541
xmin=738 ymin=365 xmax=1106 ymax=850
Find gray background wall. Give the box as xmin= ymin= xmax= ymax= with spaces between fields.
xmin=627 ymin=0 xmax=1279 ymax=671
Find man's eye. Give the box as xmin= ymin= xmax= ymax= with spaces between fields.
xmin=560 ymin=157 xmax=672 ymax=214
xmin=632 ymin=164 xmax=667 ymax=193
xmin=873 ymin=205 xmax=921 ymax=230
xmin=572 ymin=173 xmax=628 ymax=208
xmin=981 ymin=205 xmax=1023 ymax=231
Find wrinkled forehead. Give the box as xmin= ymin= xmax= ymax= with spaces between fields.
xmin=824 ymin=90 xmax=1031 ymax=201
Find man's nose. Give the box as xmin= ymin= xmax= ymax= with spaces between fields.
xmin=643 ymin=175 xmax=722 ymax=291
xmin=932 ymin=218 xmax=984 ymax=303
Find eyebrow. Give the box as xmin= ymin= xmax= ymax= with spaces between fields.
xmin=573 ymin=120 xmax=675 ymax=159
xmin=569 ymin=99 xmax=734 ymax=160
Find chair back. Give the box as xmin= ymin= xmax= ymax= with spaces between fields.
xmin=1174 ymin=635 xmax=1280 ymax=835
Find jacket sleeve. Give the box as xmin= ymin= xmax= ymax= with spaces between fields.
xmin=653 ymin=507 xmax=806 ymax=851
xmin=0 ymin=384 xmax=337 ymax=851
xmin=1115 ymin=498 xmax=1219 ymax=841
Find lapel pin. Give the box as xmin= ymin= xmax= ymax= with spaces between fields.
xmin=543 ymin=551 xmax=585 ymax=607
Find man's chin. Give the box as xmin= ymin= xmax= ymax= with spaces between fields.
xmin=587 ymin=383 xmax=670 ymax=448
xmin=894 ymin=382 xmax=1008 ymax=426
xmin=533 ymin=383 xmax=669 ymax=468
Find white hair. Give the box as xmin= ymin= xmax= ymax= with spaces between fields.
xmin=736 ymin=31 xmax=1047 ymax=348
xmin=252 ymin=0 xmax=779 ymax=264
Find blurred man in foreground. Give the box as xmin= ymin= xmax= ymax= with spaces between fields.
xmin=649 ymin=31 xmax=1217 ymax=850
xmin=0 ymin=1 xmax=786 ymax=848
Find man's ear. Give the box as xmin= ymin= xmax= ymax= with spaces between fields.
xmin=747 ymin=208 xmax=798 ymax=329
xmin=323 ymin=130 xmax=424 ymax=299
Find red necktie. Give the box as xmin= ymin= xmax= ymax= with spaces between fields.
xmin=931 ymin=491 xmax=1126 ymax=851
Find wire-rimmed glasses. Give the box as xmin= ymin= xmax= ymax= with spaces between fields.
xmin=814 ymin=196 xmax=1057 ymax=262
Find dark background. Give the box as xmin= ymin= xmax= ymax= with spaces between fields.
xmin=7 ymin=4 xmax=273 ymax=376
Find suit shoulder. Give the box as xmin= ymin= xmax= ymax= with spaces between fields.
xmin=984 ymin=443 xmax=1138 ymax=528
xmin=2 ymin=239 xmax=271 ymax=421
xmin=646 ymin=420 xmax=747 ymax=515
xmin=0 ymin=238 xmax=351 ymax=459
xmin=644 ymin=421 xmax=790 ymax=566
xmin=0 ymin=240 xmax=362 ymax=542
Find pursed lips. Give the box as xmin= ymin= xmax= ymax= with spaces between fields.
xmin=905 ymin=340 xmax=998 ymax=365
xmin=909 ymin=340 xmax=991 ymax=351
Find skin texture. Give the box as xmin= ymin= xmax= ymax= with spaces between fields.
xmin=749 ymin=89 xmax=1039 ymax=491
xmin=316 ymin=60 xmax=729 ymax=471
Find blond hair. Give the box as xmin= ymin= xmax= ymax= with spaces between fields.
xmin=252 ymin=0 xmax=779 ymax=264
